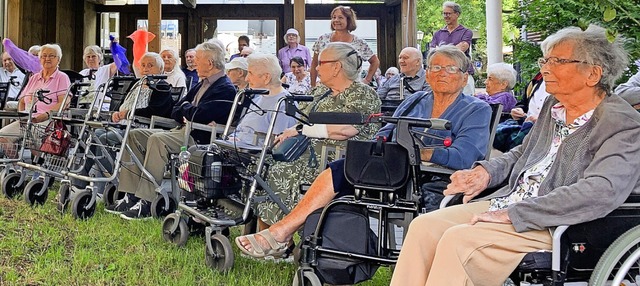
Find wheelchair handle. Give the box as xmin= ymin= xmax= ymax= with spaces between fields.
xmin=286 ymin=95 xmax=314 ymax=102
xmin=308 ymin=112 xmax=365 ymax=124
xmin=242 ymin=88 xmax=269 ymax=95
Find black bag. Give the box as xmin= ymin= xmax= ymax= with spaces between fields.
xmin=271 ymin=134 xmax=310 ymax=162
xmin=302 ymin=204 xmax=379 ymax=285
xmin=180 ymin=149 xmax=242 ymax=199
xmin=344 ymin=139 xmax=410 ymax=191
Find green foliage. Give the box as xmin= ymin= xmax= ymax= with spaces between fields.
xmin=509 ymin=0 xmax=640 ymax=92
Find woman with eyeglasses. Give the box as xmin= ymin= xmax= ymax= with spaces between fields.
xmin=280 ymin=56 xmax=311 ymax=95
xmin=235 ymin=42 xmax=381 ymax=259
xmin=0 ymin=44 xmax=71 ymax=158
xmin=390 ymin=25 xmax=640 ymax=286
xmin=78 ymin=45 xmax=117 ymax=110
xmin=235 ymin=44 xmax=492 ymax=262
xmin=278 ymin=28 xmax=312 ymax=74
xmin=309 ymin=5 xmax=380 ymax=87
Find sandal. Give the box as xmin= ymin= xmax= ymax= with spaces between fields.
xmin=235 ymin=229 xmax=289 ymax=259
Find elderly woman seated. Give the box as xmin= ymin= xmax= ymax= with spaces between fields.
xmin=235 ymin=44 xmax=492 ymax=259
xmin=474 ymin=62 xmax=518 ymax=112
xmin=78 ymin=45 xmax=117 ymax=110
xmin=0 ymin=44 xmax=71 ymax=158
xmin=245 ymin=42 xmax=381 ymax=243
xmin=390 ymin=24 xmax=640 ymax=286
xmin=160 ymin=49 xmax=187 ymax=99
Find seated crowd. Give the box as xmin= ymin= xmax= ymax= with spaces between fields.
xmin=2 ymin=18 xmax=640 ymax=286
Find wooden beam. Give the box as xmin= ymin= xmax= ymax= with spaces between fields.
xmin=6 ymin=0 xmax=22 ymax=45
xmin=148 ymin=0 xmax=161 ymax=52
xmin=400 ymin=0 xmax=417 ymax=48
xmin=293 ymin=0 xmax=305 ymax=45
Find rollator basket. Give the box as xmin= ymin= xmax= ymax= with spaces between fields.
xmin=178 ymin=149 xmax=242 ymax=199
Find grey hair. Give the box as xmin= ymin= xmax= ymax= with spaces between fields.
xmin=246 ymin=53 xmax=283 ymax=87
xmin=160 ymin=49 xmax=180 ymax=71
xmin=487 ymin=62 xmax=517 ymax=89
xmin=196 ymin=41 xmax=226 ymax=71
xmin=184 ymin=48 xmax=195 ymax=56
xmin=426 ymin=44 xmax=470 ymax=74
xmin=402 ymin=47 xmax=424 ymax=67
xmin=541 ymin=24 xmax=628 ymax=93
xmin=83 ymin=45 xmax=103 ymax=62
xmin=141 ymin=52 xmax=164 ymax=72
xmin=28 ymin=45 xmax=41 ymax=56
xmin=443 ymin=1 xmax=462 ymax=14
xmin=40 ymin=44 xmax=63 ymax=61
xmin=206 ymin=38 xmax=227 ymax=58
xmin=321 ymin=42 xmax=361 ymax=81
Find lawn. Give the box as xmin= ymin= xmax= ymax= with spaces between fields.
xmin=0 ymin=191 xmax=392 ymax=286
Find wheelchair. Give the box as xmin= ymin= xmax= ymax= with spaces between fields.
xmin=293 ymin=116 xmax=452 ymax=285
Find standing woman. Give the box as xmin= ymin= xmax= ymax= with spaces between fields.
xmin=277 ymin=28 xmax=312 ymax=74
xmin=160 ymin=49 xmax=187 ymax=98
xmin=309 ymin=6 xmax=380 ymax=87
xmin=79 ymin=45 xmax=117 ymax=110
xmin=281 ymin=56 xmax=311 ymax=94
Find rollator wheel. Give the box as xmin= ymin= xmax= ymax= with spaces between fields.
xmin=24 ymin=179 xmax=48 ymax=206
xmin=590 ymin=224 xmax=640 ymax=285
xmin=71 ymin=190 xmax=96 ymax=219
xmin=1 ymin=172 xmax=23 ymax=199
xmin=151 ymin=195 xmax=177 ymax=218
xmin=162 ymin=213 xmax=189 ymax=247
xmin=103 ymin=183 xmax=121 ymax=208
xmin=57 ymin=183 xmax=71 ymax=212
xmin=292 ymin=270 xmax=322 ymax=286
xmin=204 ymin=233 xmax=234 ymax=272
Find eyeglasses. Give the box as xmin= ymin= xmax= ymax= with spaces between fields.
xmin=318 ymin=60 xmax=339 ymax=66
xmin=442 ymin=12 xmax=456 ymax=17
xmin=241 ymin=54 xmax=249 ymax=58
xmin=427 ymin=65 xmax=463 ymax=74
xmin=537 ymin=57 xmax=590 ymax=68
xmin=40 ymin=54 xmax=58 ymax=59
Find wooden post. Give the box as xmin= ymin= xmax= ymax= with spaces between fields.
xmin=293 ymin=0 xmax=305 ymax=45
xmin=148 ymin=0 xmax=161 ymax=52
xmin=401 ymin=0 xmax=417 ymax=48
xmin=6 ymin=0 xmax=22 ymax=45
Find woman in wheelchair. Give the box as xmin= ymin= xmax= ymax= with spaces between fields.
xmin=235 ymin=44 xmax=492 ymax=259
xmin=390 ymin=25 xmax=640 ymax=286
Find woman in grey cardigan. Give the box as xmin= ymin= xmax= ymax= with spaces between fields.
xmin=391 ymin=24 xmax=640 ymax=286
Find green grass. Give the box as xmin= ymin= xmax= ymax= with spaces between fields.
xmin=0 ymin=190 xmax=392 ymax=286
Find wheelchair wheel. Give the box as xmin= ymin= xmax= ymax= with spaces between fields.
xmin=103 ymin=183 xmax=121 ymax=208
xmin=24 ymin=179 xmax=48 ymax=206
xmin=71 ymin=190 xmax=96 ymax=219
xmin=57 ymin=183 xmax=71 ymax=212
xmin=205 ymin=233 xmax=234 ymax=272
xmin=2 ymin=172 xmax=23 ymax=199
xmin=590 ymin=224 xmax=640 ymax=286
xmin=162 ymin=213 xmax=189 ymax=247
xmin=292 ymin=270 xmax=322 ymax=286
xmin=151 ymin=195 xmax=177 ymax=218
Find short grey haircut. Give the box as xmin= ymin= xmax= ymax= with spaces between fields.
xmin=206 ymin=38 xmax=226 ymax=58
xmin=487 ymin=62 xmax=517 ymax=89
xmin=141 ymin=52 xmax=164 ymax=72
xmin=426 ymin=44 xmax=470 ymax=74
xmin=541 ymin=24 xmax=629 ymax=94
xmin=28 ymin=45 xmax=41 ymax=56
xmin=196 ymin=41 xmax=226 ymax=71
xmin=184 ymin=48 xmax=195 ymax=56
xmin=321 ymin=42 xmax=362 ymax=81
xmin=83 ymin=45 xmax=104 ymax=62
xmin=401 ymin=47 xmax=424 ymax=67
xmin=40 ymin=44 xmax=63 ymax=61
xmin=160 ymin=49 xmax=179 ymax=71
xmin=246 ymin=53 xmax=283 ymax=87
xmin=443 ymin=1 xmax=462 ymax=14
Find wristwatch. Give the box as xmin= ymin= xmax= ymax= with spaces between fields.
xmin=295 ymin=124 xmax=304 ymax=135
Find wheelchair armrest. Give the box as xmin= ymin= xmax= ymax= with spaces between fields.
xmin=149 ymin=115 xmax=179 ymax=129
xmin=552 ymin=225 xmax=569 ymax=272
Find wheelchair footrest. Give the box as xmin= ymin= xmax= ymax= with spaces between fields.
xmin=518 ymin=251 xmax=552 ymax=271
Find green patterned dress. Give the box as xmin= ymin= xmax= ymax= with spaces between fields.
xmin=257 ymin=81 xmax=381 ymax=225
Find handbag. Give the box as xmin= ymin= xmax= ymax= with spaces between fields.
xmin=40 ymin=119 xmax=72 ymax=156
xmin=271 ymin=134 xmax=311 ymax=163
xmin=344 ymin=138 xmax=410 ymax=191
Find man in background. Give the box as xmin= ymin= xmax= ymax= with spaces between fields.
xmin=181 ymin=48 xmax=198 ymax=91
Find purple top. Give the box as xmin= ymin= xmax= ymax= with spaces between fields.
xmin=476 ymin=90 xmax=517 ymax=112
xmin=278 ymin=44 xmax=312 ymax=73
xmin=429 ymin=24 xmax=474 ymax=74
xmin=20 ymin=69 xmax=71 ymax=115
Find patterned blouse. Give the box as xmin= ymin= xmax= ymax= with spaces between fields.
xmin=489 ymin=103 xmax=595 ymax=211
xmin=312 ymin=33 xmax=374 ymax=61
xmin=282 ymin=72 xmax=312 ymax=95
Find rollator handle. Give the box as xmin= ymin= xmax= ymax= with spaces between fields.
xmin=286 ymin=95 xmax=314 ymax=102
xmin=308 ymin=112 xmax=365 ymax=125
xmin=242 ymin=88 xmax=269 ymax=95
xmin=146 ymin=75 xmax=168 ymax=80
xmin=381 ymin=117 xmax=451 ymax=130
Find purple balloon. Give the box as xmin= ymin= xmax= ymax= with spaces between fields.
xmin=2 ymin=38 xmax=42 ymax=73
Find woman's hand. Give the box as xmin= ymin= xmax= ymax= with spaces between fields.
xmin=112 ymin=110 xmax=127 ymax=122
xmin=32 ymin=112 xmax=49 ymax=123
xmin=510 ymin=108 xmax=525 ymax=120
xmin=469 ymin=209 xmax=511 ymax=225
xmin=274 ymin=127 xmax=299 ymax=146
xmin=444 ymin=166 xmax=490 ymax=203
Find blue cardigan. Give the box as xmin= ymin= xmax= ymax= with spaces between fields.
xmin=376 ymin=91 xmax=491 ymax=170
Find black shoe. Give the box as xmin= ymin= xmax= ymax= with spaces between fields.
xmin=105 ymin=193 xmax=139 ymax=214
xmin=120 ymin=200 xmax=152 ymax=220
